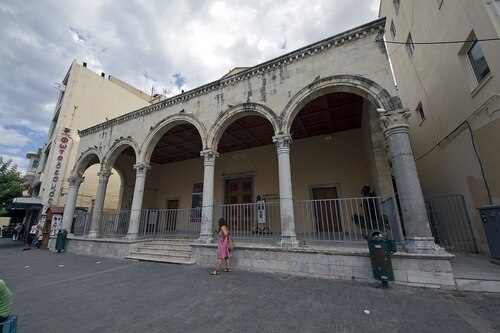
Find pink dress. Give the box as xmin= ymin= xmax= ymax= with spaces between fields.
xmin=217 ymin=230 xmax=231 ymax=259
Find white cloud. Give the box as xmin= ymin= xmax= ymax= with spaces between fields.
xmin=0 ymin=125 xmax=32 ymax=148
xmin=0 ymin=0 xmax=379 ymax=168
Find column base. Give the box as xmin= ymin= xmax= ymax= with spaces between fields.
xmin=87 ymin=232 xmax=99 ymax=238
xmin=277 ymin=235 xmax=300 ymax=249
xmin=124 ymin=233 xmax=138 ymax=241
xmin=195 ymin=233 xmax=214 ymax=244
xmin=403 ymin=237 xmax=446 ymax=254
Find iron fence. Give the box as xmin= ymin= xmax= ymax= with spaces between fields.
xmin=425 ymin=195 xmax=477 ymax=253
xmin=215 ymin=201 xmax=281 ymax=240
xmin=137 ymin=208 xmax=201 ymax=239
xmin=294 ymin=196 xmax=401 ymax=243
xmin=99 ymin=211 xmax=131 ymax=237
xmin=73 ymin=212 xmax=91 ymax=235
xmin=71 ymin=196 xmax=403 ymax=245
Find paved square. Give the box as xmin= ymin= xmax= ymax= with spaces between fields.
xmin=1 ymin=239 xmax=499 ymax=332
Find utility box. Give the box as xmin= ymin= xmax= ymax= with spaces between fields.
xmin=478 ymin=205 xmax=500 ymax=264
xmin=367 ymin=230 xmax=396 ymax=287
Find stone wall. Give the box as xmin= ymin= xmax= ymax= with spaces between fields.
xmin=192 ymin=243 xmax=456 ymax=289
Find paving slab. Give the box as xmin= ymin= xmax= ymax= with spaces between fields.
xmin=1 ymin=238 xmax=500 ymax=333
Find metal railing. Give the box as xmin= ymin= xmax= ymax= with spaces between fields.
xmin=71 ymin=196 xmax=402 ymax=245
xmin=215 ymin=202 xmax=281 ymax=240
xmin=99 ymin=211 xmax=131 ymax=237
xmin=73 ymin=212 xmax=91 ymax=235
xmin=294 ymin=196 xmax=401 ymax=243
xmin=425 ymin=194 xmax=477 ymax=253
xmin=137 ymin=208 xmax=201 ymax=239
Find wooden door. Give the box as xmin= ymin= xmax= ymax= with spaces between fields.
xmin=165 ymin=199 xmax=179 ymax=231
xmin=312 ymin=187 xmax=341 ymax=232
xmin=225 ymin=178 xmax=253 ymax=231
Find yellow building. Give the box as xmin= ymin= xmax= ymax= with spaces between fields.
xmin=379 ymin=0 xmax=500 ymax=256
xmin=14 ymin=60 xmax=152 ymax=230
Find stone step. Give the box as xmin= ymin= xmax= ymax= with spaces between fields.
xmin=130 ymin=249 xmax=191 ymax=258
xmin=127 ymin=239 xmax=194 ymax=265
xmin=455 ymin=278 xmax=500 ymax=293
xmin=126 ymin=253 xmax=195 ymax=265
xmin=137 ymin=244 xmax=191 ymax=252
xmin=145 ymin=239 xmax=194 ymax=245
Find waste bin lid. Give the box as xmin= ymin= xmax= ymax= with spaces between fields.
xmin=368 ymin=230 xmax=386 ymax=241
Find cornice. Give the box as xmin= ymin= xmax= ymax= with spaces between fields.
xmin=79 ymin=17 xmax=386 ymax=137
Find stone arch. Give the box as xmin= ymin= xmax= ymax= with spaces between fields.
xmin=72 ymin=148 xmax=102 ymax=178
xmin=141 ymin=114 xmax=207 ymax=165
xmin=103 ymin=137 xmax=140 ymax=172
xmin=208 ymin=102 xmax=280 ymax=150
xmin=280 ymin=75 xmax=401 ymax=134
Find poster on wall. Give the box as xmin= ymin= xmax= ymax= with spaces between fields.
xmin=51 ymin=214 xmax=63 ymax=236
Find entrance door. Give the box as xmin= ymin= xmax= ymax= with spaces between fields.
xmin=312 ymin=187 xmax=341 ymax=232
xmin=225 ymin=177 xmax=253 ymax=231
xmin=165 ymin=199 xmax=179 ymax=231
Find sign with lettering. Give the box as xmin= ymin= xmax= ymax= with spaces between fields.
xmin=46 ymin=129 xmax=73 ymax=206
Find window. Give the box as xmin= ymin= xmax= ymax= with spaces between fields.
xmin=390 ymin=20 xmax=397 ymax=39
xmin=467 ymin=40 xmax=491 ymax=83
xmin=393 ymin=0 xmax=400 ymax=14
xmin=406 ymin=33 xmax=415 ymax=55
xmin=32 ymin=160 xmax=39 ymax=170
xmin=416 ymin=102 xmax=425 ymax=122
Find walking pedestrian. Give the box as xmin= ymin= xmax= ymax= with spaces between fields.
xmin=23 ymin=221 xmax=38 ymax=251
xmin=210 ymin=218 xmax=232 ymax=275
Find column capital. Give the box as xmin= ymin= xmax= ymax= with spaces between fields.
xmin=97 ymin=171 xmax=112 ymax=181
xmin=67 ymin=176 xmax=84 ymax=187
xmin=200 ymin=149 xmax=219 ymax=162
xmin=378 ymin=108 xmax=411 ymax=134
xmin=272 ymin=134 xmax=293 ymax=150
xmin=133 ymin=163 xmax=151 ymax=176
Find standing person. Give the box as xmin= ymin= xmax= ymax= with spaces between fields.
xmin=23 ymin=221 xmax=38 ymax=251
xmin=17 ymin=222 xmax=26 ymax=242
xmin=12 ymin=223 xmax=21 ymax=241
xmin=0 ymin=279 xmax=13 ymax=324
xmin=34 ymin=221 xmax=43 ymax=249
xmin=210 ymin=218 xmax=232 ymax=275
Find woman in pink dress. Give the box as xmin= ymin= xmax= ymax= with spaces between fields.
xmin=210 ymin=218 xmax=231 ymax=275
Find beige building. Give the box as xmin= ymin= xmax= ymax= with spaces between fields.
xmin=15 ymin=60 xmax=152 ymax=229
xmin=379 ymin=0 xmax=500 ymax=256
xmin=56 ymin=18 xmax=462 ymax=289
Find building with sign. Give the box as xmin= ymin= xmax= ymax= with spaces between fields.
xmin=52 ymin=18 xmax=462 ymax=289
xmin=379 ymin=0 xmax=500 ymax=256
xmin=14 ymin=60 xmax=152 ymax=231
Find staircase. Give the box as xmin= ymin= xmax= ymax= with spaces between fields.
xmin=127 ymin=239 xmax=194 ymax=265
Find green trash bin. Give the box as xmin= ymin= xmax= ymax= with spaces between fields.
xmin=55 ymin=229 xmax=68 ymax=253
xmin=367 ymin=230 xmax=396 ymax=287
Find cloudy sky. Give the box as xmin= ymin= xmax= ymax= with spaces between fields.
xmin=0 ymin=0 xmax=379 ymax=173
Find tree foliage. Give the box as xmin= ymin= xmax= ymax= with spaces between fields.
xmin=0 ymin=158 xmax=28 ymax=216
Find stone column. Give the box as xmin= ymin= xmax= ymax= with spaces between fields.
xmin=378 ymin=108 xmax=444 ymax=254
xmin=88 ymin=171 xmax=112 ymax=238
xmin=196 ymin=149 xmax=219 ymax=244
xmin=273 ymin=134 xmax=299 ymax=248
xmin=61 ymin=176 xmax=84 ymax=231
xmin=126 ymin=163 xmax=150 ymax=240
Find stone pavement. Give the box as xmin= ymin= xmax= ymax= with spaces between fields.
xmin=1 ymin=238 xmax=499 ymax=333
